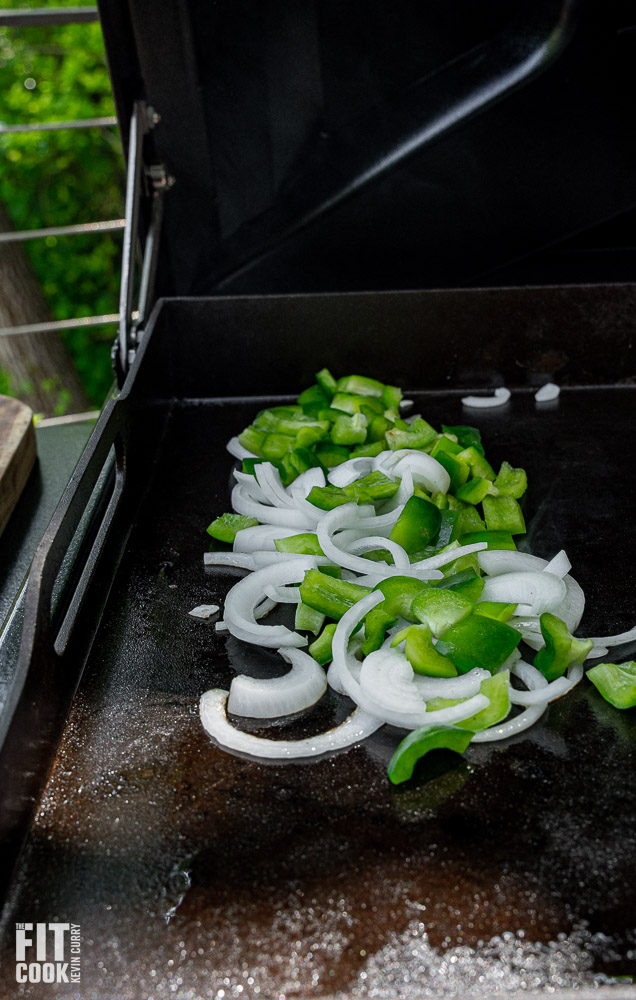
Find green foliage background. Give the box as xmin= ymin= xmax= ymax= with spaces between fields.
xmin=0 ymin=0 xmax=124 ymax=406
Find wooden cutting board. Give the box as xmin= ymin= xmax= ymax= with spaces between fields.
xmin=0 ymin=395 xmax=36 ymax=538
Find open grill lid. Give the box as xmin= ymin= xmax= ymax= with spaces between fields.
xmin=99 ymin=0 xmax=636 ymax=380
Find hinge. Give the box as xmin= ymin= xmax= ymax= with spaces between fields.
xmin=112 ymin=100 xmax=175 ymax=385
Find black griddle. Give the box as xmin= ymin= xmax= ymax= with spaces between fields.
xmin=1 ymin=287 xmax=636 ymax=998
xmin=2 ymin=0 xmax=636 ymax=994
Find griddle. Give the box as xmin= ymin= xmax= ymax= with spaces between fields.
xmin=2 ymin=1 xmax=636 ymax=995
xmin=1 ymin=286 xmax=636 ymax=998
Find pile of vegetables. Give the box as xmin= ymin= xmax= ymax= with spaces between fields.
xmin=198 ymin=370 xmax=636 ymax=783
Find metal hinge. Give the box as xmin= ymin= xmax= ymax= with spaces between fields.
xmin=112 ymin=100 xmax=174 ymax=385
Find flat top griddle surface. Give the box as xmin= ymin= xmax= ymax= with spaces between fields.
xmin=1 ymin=386 xmax=636 ymax=999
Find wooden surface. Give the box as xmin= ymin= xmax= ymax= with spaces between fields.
xmin=0 ymin=395 xmax=36 ymax=538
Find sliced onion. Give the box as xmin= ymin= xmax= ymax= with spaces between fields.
xmin=231 ymin=484 xmax=315 ymax=529
xmin=411 ymin=667 xmax=491 ymax=701
xmin=255 ymin=462 xmax=298 ymax=509
xmin=264 ymin=584 xmax=301 ymax=604
xmin=290 ymin=466 xmax=326 ymax=494
xmin=223 ymin=559 xmax=315 ymax=647
xmin=227 ymin=436 xmax=255 ymax=460
xmin=510 ymin=662 xmax=583 ymax=707
xmin=478 ymin=550 xmax=547 ymax=576
xmin=204 ymin=551 xmax=256 ymax=570
xmin=584 ymin=625 xmax=636 ymax=648
xmin=234 ymin=525 xmax=300 ymax=553
xmin=327 ymin=632 xmax=365 ymax=695
xmin=556 ymin=574 xmax=585 ymax=633
xmin=461 ymin=387 xmax=511 ymax=408
xmin=472 ymin=660 xmax=547 ymax=742
xmin=480 ymin=571 xmax=566 ymax=615
xmin=233 ymin=470 xmax=270 ymax=503
xmin=411 ymin=541 xmax=488 ymax=574
xmin=227 ymin=647 xmax=327 ymax=719
xmin=400 ymin=399 xmax=414 ymax=410
xmin=251 ymin=551 xmax=332 ymax=570
xmin=344 ymin=535 xmax=410 ymax=569
xmin=255 ymin=596 xmax=277 ymax=619
xmin=392 ymin=452 xmax=450 ymax=495
xmin=543 ymin=549 xmax=571 ymax=579
xmin=535 ymin=382 xmax=560 ymax=402
xmin=188 ymin=604 xmax=220 ymax=619
xmin=328 ymin=457 xmax=376 ymax=487
xmin=200 ymin=688 xmax=383 ymax=759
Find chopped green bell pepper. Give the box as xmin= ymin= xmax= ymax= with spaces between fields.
xmin=299 ymin=569 xmax=372 ymax=620
xmin=426 ymin=670 xmax=511 ymax=731
xmin=275 ymin=533 xmax=324 ymax=556
xmin=460 ymin=529 xmax=516 ymax=550
xmin=412 ymin=587 xmax=474 ymax=637
xmin=494 ymin=460 xmax=527 ymax=499
xmin=386 ymin=417 xmax=437 ymax=451
xmin=387 ymin=725 xmax=473 ymax=784
xmin=388 ymin=495 xmax=442 ymax=554
xmin=391 ymin=624 xmax=458 ymax=677
xmin=482 ymin=495 xmax=526 ymax=535
xmin=473 ymin=601 xmax=516 ymax=622
xmin=308 ymin=623 xmax=338 ymax=665
xmin=295 ymin=601 xmax=326 ymax=635
xmin=435 ymin=614 xmax=521 ymax=674
xmin=455 ymin=476 xmax=498 ymax=505
xmin=587 ymin=661 xmax=636 ymax=710
xmin=207 ymin=512 xmax=259 ymax=543
xmin=533 ymin=613 xmax=593 ymax=681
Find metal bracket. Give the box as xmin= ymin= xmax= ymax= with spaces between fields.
xmin=113 ymin=100 xmax=174 ymax=385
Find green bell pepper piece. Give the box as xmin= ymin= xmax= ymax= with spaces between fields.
xmin=261 ymin=432 xmax=293 ymax=463
xmin=388 ymin=495 xmax=442 ymax=554
xmin=442 ymin=424 xmax=484 ymax=455
xmin=430 ymin=434 xmax=463 ymax=458
xmin=460 ymin=529 xmax=516 ymax=550
xmin=494 ymin=460 xmax=527 ymax=499
xmin=386 ymin=416 xmax=437 ymax=451
xmin=298 ymin=384 xmax=331 ymax=413
xmin=315 ymin=367 xmax=337 ymax=397
xmin=253 ymin=406 xmax=302 ymax=432
xmin=308 ymin=471 xmax=398 ymax=511
xmin=350 ymin=440 xmax=385 ymax=458
xmin=412 ymin=587 xmax=474 ymax=637
xmin=482 ymin=495 xmax=526 ymax=535
xmin=391 ymin=624 xmax=458 ymax=677
xmin=368 ymin=414 xmax=392 ymax=442
xmin=587 ymin=661 xmax=636 ymax=710
xmin=435 ymin=509 xmax=459 ymax=548
xmin=533 ymin=613 xmax=593 ymax=681
xmin=275 ymin=533 xmax=324 ymax=556
xmin=456 ymin=446 xmax=496 ymax=481
xmin=207 ymin=512 xmax=259 ymax=543
xmin=381 ymin=383 xmax=403 ymax=410
xmin=362 ymin=576 xmax=432 ymax=654
xmin=435 ymin=614 xmax=521 ymax=674
xmin=433 ymin=451 xmax=470 ymax=492
xmin=455 ymin=476 xmax=498 ymax=505
xmin=444 ymin=569 xmax=485 ymax=604
xmin=452 ymin=506 xmax=485 ymax=538
xmin=299 ymin=569 xmax=371 ymax=620
xmin=308 ymin=623 xmax=338 ymax=665
xmin=335 ymin=374 xmax=385 ymax=397
xmin=331 ymin=412 xmax=368 ymax=446
xmin=295 ymin=602 xmax=326 ymax=635
xmin=238 ymin=425 xmax=265 ymax=456
xmin=314 ymin=441 xmax=350 ymax=468
xmin=426 ymin=670 xmax=511 ymax=731
xmin=473 ymin=601 xmax=516 ymax=622
xmin=387 ymin=725 xmax=473 ymax=785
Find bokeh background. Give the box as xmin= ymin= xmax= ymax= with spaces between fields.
xmin=0 ymin=0 xmax=124 ymax=416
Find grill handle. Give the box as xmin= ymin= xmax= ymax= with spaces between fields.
xmin=0 ymin=397 xmax=131 ymax=893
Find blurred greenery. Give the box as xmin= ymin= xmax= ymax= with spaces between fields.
xmin=0 ymin=0 xmax=124 ymax=406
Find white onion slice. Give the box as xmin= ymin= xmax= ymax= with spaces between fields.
xmin=255 ymin=463 xmax=298 ymax=509
xmin=584 ymin=625 xmax=636 ymax=648
xmin=233 ymin=470 xmax=270 ymax=503
xmin=227 ymin=648 xmax=327 ymax=719
xmin=472 ymin=660 xmax=547 ymax=742
xmin=328 ymin=457 xmax=376 ymax=487
xmin=290 ymin=466 xmax=326 ymax=495
xmin=412 ymin=667 xmax=491 ymax=700
xmin=254 ymin=596 xmax=277 ymax=619
xmin=200 ymin=689 xmax=383 ymax=759
xmin=400 ymin=399 xmax=414 ymax=410
xmin=223 ymin=559 xmax=315 ymax=647
xmin=535 ymin=382 xmax=560 ymax=402
xmin=510 ymin=662 xmax=583 ymax=707
xmin=344 ymin=535 xmax=410 ymax=569
xmin=392 ymin=452 xmax=450 ymax=495
xmin=188 ymin=604 xmax=220 ymax=619
xmin=411 ymin=541 xmax=488 ymax=573
xmin=231 ymin=484 xmax=314 ymax=529
xmin=478 ymin=550 xmax=547 ymax=576
xmin=264 ymin=584 xmax=301 ymax=604
xmin=233 ymin=525 xmax=300 ymax=553
xmin=204 ymin=551 xmax=256 ymax=570
xmin=543 ymin=549 xmax=571 ymax=579
xmin=480 ymin=571 xmax=566 ymax=615
xmin=227 ymin=436 xmax=255 ymax=460
xmin=461 ymin=387 xmax=511 ymax=408
xmin=251 ymin=551 xmax=332 ymax=570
